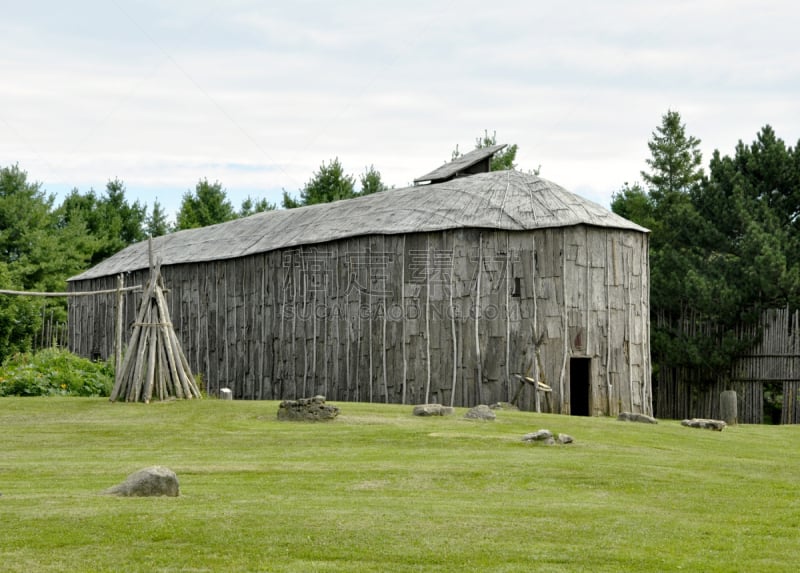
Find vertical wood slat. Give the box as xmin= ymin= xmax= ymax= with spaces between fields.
xmin=558 ymin=232 xmax=568 ymax=414
xmin=475 ymin=232 xmax=483 ymax=404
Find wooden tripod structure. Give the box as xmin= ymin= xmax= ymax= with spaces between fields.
xmin=109 ymin=258 xmax=201 ymax=403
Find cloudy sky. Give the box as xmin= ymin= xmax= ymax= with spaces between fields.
xmin=2 ymin=0 xmax=798 ymax=220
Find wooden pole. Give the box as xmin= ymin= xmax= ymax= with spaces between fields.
xmin=475 ymin=233 xmax=483 ymax=404
xmin=558 ymin=233 xmax=568 ymax=414
xmin=424 ymin=235 xmax=432 ymax=404
xmin=606 ymin=236 xmax=613 ymax=414
xmin=382 ymin=274 xmax=388 ymax=404
xmin=114 ymin=274 xmax=124 ymax=390
xmin=110 ymin=276 xmax=157 ymax=401
xmin=401 ymin=236 xmax=408 ymax=405
xmin=720 ymin=390 xmax=738 ymax=425
xmin=532 ymin=236 xmax=540 ymax=413
xmin=505 ymin=235 xmax=511 ymax=402
xmin=449 ymin=244 xmax=458 ymax=408
xmin=154 ymin=285 xmax=185 ymax=399
xmin=143 ymin=320 xmax=158 ymax=403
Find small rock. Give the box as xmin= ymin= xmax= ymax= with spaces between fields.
xmin=464 ymin=405 xmax=496 ymax=421
xmin=521 ymin=429 xmax=554 ymax=442
xmin=489 ymin=402 xmax=519 ymax=411
xmin=557 ymin=433 xmax=574 ymax=444
xmin=681 ymin=418 xmax=726 ymax=431
xmin=104 ymin=466 xmax=180 ymax=497
xmin=617 ymin=412 xmax=658 ymax=424
xmin=412 ymin=404 xmax=455 ymax=417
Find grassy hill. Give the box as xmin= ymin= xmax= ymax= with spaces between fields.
xmin=1 ymin=398 xmax=798 ymax=572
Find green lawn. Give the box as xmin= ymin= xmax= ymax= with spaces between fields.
xmin=1 ymin=398 xmax=798 ymax=572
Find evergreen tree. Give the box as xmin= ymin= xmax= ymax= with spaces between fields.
xmin=57 ymin=179 xmax=147 ymax=265
xmin=612 ymin=111 xmax=726 ymax=378
xmin=358 ymin=165 xmax=388 ymax=196
xmin=176 ymin=179 xmax=237 ymax=230
xmin=614 ymin=113 xmax=800 ymax=393
xmin=696 ymin=126 xmax=800 ymax=311
xmin=146 ymin=199 xmax=171 ymax=237
xmin=642 ymin=110 xmax=704 ymax=202
xmin=476 ymin=129 xmax=518 ymax=171
xmin=0 ymin=164 xmax=95 ymax=360
xmin=239 ymin=196 xmax=276 ymax=217
xmin=102 ymin=179 xmax=147 ymax=249
xmin=282 ymin=158 xmax=357 ymax=209
xmin=0 ymin=260 xmax=39 ymax=362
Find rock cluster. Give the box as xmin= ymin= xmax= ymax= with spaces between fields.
xmin=681 ymin=418 xmax=727 ymax=431
xmin=617 ymin=412 xmax=658 ymax=424
xmin=104 ymin=466 xmax=180 ymax=497
xmin=278 ymin=396 xmax=340 ymax=421
xmin=521 ymin=429 xmax=574 ymax=445
xmin=412 ymin=404 xmax=454 ymax=416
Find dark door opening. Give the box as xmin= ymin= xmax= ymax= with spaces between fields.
xmin=763 ymin=382 xmax=783 ymax=425
xmin=569 ymin=357 xmax=591 ymax=416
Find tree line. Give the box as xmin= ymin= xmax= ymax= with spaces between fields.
xmin=612 ymin=110 xmax=800 ymax=392
xmin=7 ymin=114 xmax=797 ymax=391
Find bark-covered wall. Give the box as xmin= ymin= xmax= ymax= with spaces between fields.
xmin=68 ymin=225 xmax=651 ymax=415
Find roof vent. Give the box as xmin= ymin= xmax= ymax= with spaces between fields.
xmin=414 ymin=143 xmax=507 ymax=185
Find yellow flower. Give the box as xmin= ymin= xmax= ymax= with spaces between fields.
xmin=60 ymin=384 xmax=67 ymax=390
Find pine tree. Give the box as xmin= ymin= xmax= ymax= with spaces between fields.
xmin=282 ymin=158 xmax=356 ymax=209
xmin=146 ymin=199 xmax=171 ymax=237
xmin=176 ymin=179 xmax=236 ymax=230
xmin=239 ymin=196 xmax=276 ymax=217
xmin=358 ymin=165 xmax=388 ymax=196
xmin=642 ymin=110 xmax=704 ymax=204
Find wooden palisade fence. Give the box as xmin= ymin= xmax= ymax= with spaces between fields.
xmin=656 ymin=307 xmax=800 ymax=424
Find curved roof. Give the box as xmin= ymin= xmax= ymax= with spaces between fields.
xmin=69 ymin=170 xmax=648 ymax=281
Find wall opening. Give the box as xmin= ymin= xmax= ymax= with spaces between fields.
xmin=763 ymin=381 xmax=782 ymax=425
xmin=569 ymin=357 xmax=591 ymax=416
xmin=512 ymin=277 xmax=521 ymax=298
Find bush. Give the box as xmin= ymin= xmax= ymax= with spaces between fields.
xmin=0 ymin=348 xmax=114 ymax=397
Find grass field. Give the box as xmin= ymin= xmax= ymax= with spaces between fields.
xmin=1 ymin=398 xmax=799 ymax=572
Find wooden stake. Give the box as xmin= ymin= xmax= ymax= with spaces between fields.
xmin=424 ymin=236 xmax=432 ymax=404
xmin=114 ymin=274 xmax=124 ymax=390
xmin=475 ymin=233 xmax=483 ymax=403
xmin=143 ymin=321 xmax=157 ymax=403
xmin=449 ymin=241 xmax=458 ymax=408
xmin=401 ymin=236 xmax=408 ymax=405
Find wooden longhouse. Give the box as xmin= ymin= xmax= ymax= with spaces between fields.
xmin=68 ymin=149 xmax=652 ymax=415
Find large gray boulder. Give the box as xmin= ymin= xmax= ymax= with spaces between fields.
xmin=412 ymin=404 xmax=454 ymax=417
xmin=104 ymin=466 xmax=180 ymax=497
xmin=278 ymin=396 xmax=339 ymax=421
xmin=464 ymin=405 xmax=496 ymax=421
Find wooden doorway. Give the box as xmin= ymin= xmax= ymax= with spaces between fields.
xmin=569 ymin=357 xmax=591 ymax=416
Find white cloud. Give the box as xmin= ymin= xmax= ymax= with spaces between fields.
xmin=2 ymin=0 xmax=799 ymax=222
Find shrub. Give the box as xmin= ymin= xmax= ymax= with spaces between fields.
xmin=0 ymin=348 xmax=114 ymax=397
